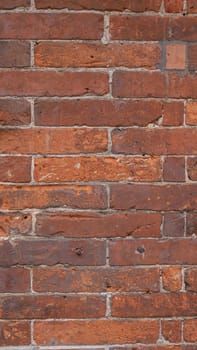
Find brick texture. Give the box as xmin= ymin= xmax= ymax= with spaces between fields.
xmin=1 ymin=1 xmax=197 ymax=349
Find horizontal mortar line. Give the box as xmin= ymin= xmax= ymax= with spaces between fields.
xmin=0 ymin=291 xmax=162 ymax=296
xmin=0 ymin=181 xmax=193 ymax=186
xmin=0 ymin=125 xmax=192 ymax=130
xmin=0 ymin=67 xmax=162 ymax=72
xmin=0 ymin=95 xmax=188 ymax=101
xmin=3 ymin=345 xmax=197 ymax=350
xmin=0 ymin=316 xmax=196 ymax=321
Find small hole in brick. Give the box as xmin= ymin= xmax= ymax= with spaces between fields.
xmin=137 ymin=246 xmax=145 ymax=254
xmin=74 ymin=247 xmax=83 ymax=256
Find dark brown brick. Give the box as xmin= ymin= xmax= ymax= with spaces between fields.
xmin=186 ymin=212 xmax=197 ymax=236
xmin=185 ymin=268 xmax=197 ymax=292
xmin=0 ymin=268 xmax=30 ymax=292
xmin=0 ymin=99 xmax=31 ymax=126
xmin=0 ymin=0 xmax=30 ymax=9
xmin=163 ymin=157 xmax=185 ymax=182
xmin=163 ymin=212 xmax=185 ymax=237
xmin=0 ymin=41 xmax=30 ymax=68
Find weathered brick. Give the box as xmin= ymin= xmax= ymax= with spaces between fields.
xmin=0 ymin=128 xmax=107 ymax=154
xmin=186 ymin=212 xmax=197 ymax=236
xmin=109 ymin=238 xmax=197 ymax=265
xmin=187 ymin=0 xmax=197 ymax=13
xmin=34 ymin=320 xmax=159 ymax=345
xmin=111 ymin=129 xmax=197 ymax=155
xmin=166 ymin=44 xmax=186 ymax=70
xmin=111 ymin=293 xmax=197 ymax=317
xmin=189 ymin=45 xmax=197 ymax=71
xmin=35 ymin=212 xmax=161 ymax=238
xmin=162 ymin=266 xmax=182 ymax=291
xmin=34 ymin=156 xmax=162 ymax=182
xmin=0 ymin=295 xmax=105 ymax=319
xmin=0 ymin=157 xmax=31 ymax=182
xmin=110 ymin=346 xmax=182 ymax=350
xmin=0 ymin=13 xmax=103 ymax=39
xmin=0 ymin=185 xmax=107 ymax=210
xmin=162 ymin=101 xmax=184 ymax=126
xmin=162 ymin=320 xmax=182 ymax=343
xmin=0 ymin=321 xmax=30 ymax=346
xmin=187 ymin=157 xmax=197 ymax=180
xmin=35 ymin=0 xmax=162 ymax=11
xmin=0 ymin=0 xmax=30 ymax=9
xmin=0 ymin=41 xmax=30 ymax=68
xmin=110 ymin=184 xmax=197 ymax=211
xmin=185 ymin=268 xmax=197 ymax=292
xmin=184 ymin=319 xmax=197 ymax=342
xmin=33 ymin=267 xmax=160 ymax=293
xmin=0 ymin=71 xmax=108 ymax=97
xmin=0 ymin=239 xmax=106 ymax=266
xmin=164 ymin=0 xmax=184 ymax=12
xmin=34 ymin=99 xmax=163 ymax=127
xmin=186 ymin=102 xmax=197 ymax=125
xmin=0 ymin=268 xmax=30 ymax=292
xmin=163 ymin=157 xmax=185 ymax=182
xmin=0 ymin=213 xmax=32 ymax=237
xmin=35 ymin=42 xmax=161 ymax=69
xmin=0 ymin=99 xmax=31 ymax=126
xmin=163 ymin=212 xmax=185 ymax=237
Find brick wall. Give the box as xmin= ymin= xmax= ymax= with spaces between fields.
xmin=0 ymin=0 xmax=197 ymax=349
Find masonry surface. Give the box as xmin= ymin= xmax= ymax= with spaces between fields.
xmin=0 ymin=0 xmax=197 ymax=349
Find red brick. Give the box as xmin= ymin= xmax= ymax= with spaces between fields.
xmin=0 ymin=71 xmax=108 ymax=97
xmin=162 ymin=101 xmax=184 ymax=126
xmin=0 ymin=0 xmax=30 ymax=8
xmin=163 ymin=157 xmax=185 ymax=182
xmin=34 ymin=99 xmax=163 ymax=127
xmin=0 ymin=99 xmax=31 ymax=126
xmin=185 ymin=268 xmax=197 ymax=292
xmin=35 ymin=0 xmax=162 ymax=11
xmin=0 ymin=213 xmax=32 ymax=238
xmin=187 ymin=0 xmax=197 ymax=13
xmin=0 ymin=295 xmax=105 ymax=319
xmin=186 ymin=102 xmax=197 ymax=125
xmin=0 ymin=157 xmax=31 ymax=182
xmin=109 ymin=238 xmax=197 ymax=265
xmin=34 ymin=156 xmax=161 ymax=182
xmin=187 ymin=157 xmax=197 ymax=180
xmin=189 ymin=45 xmax=197 ymax=71
xmin=33 ymin=267 xmax=160 ymax=293
xmin=0 ymin=268 xmax=30 ymax=292
xmin=162 ymin=320 xmax=181 ymax=343
xmin=162 ymin=266 xmax=182 ymax=291
xmin=0 ymin=13 xmax=103 ymax=39
xmin=110 ymin=184 xmax=197 ymax=211
xmin=35 ymin=42 xmax=161 ymax=69
xmin=164 ymin=0 xmax=184 ymax=12
xmin=111 ymin=293 xmax=197 ymax=317
xmin=184 ymin=319 xmax=197 ymax=342
xmin=166 ymin=44 xmax=186 ymax=70
xmin=186 ymin=212 xmax=197 ymax=236
xmin=0 ymin=185 xmax=107 ymax=210
xmin=110 ymin=347 xmax=182 ymax=350
xmin=110 ymin=16 xmax=197 ymax=41
xmin=34 ymin=320 xmax=159 ymax=345
xmin=0 ymin=41 xmax=30 ymax=68
xmin=35 ymin=212 xmax=161 ymax=238
xmin=0 ymin=321 xmax=30 ymax=346
xmin=163 ymin=212 xmax=185 ymax=237
xmin=111 ymin=129 xmax=197 ymax=155
xmin=0 ymin=128 xmax=107 ymax=154
xmin=0 ymin=239 xmax=106 ymax=266
xmin=112 ymin=71 xmax=197 ymax=98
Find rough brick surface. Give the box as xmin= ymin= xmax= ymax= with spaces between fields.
xmin=1 ymin=1 xmax=197 ymax=349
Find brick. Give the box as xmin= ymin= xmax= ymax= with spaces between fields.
xmin=0 ymin=0 xmax=30 ymax=9
xmin=34 ymin=320 xmax=159 ymax=345
xmin=0 ymin=185 xmax=107 ymax=210
xmin=0 ymin=239 xmax=106 ymax=266
xmin=0 ymin=13 xmax=103 ymax=39
xmin=34 ymin=156 xmax=161 ymax=182
xmin=0 ymin=128 xmax=107 ymax=154
xmin=163 ymin=212 xmax=185 ymax=237
xmin=0 ymin=157 xmax=31 ymax=182
xmin=110 ymin=184 xmax=197 ymax=211
xmin=110 ymin=16 xmax=197 ymax=41
xmin=35 ymin=0 xmax=162 ymax=11
xmin=163 ymin=157 xmax=185 ymax=182
xmin=162 ymin=101 xmax=184 ymax=126
xmin=0 ymin=71 xmax=108 ymax=97
xmin=166 ymin=44 xmax=186 ymax=70
xmin=0 ymin=41 xmax=30 ymax=68
xmin=35 ymin=212 xmax=161 ymax=238
xmin=185 ymin=268 xmax=197 ymax=291
xmin=189 ymin=45 xmax=197 ymax=71
xmin=0 ymin=295 xmax=105 ymax=319
xmin=33 ymin=267 xmax=160 ymax=293
xmin=0 ymin=99 xmax=31 ymax=126
xmin=186 ymin=102 xmax=197 ymax=125
xmin=35 ymin=42 xmax=161 ymax=69
xmin=187 ymin=157 xmax=197 ymax=180
xmin=111 ymin=293 xmax=197 ymax=317
xmin=184 ymin=319 xmax=197 ymax=342
xmin=186 ymin=212 xmax=197 ymax=236
xmin=0 ymin=268 xmax=30 ymax=292
xmin=0 ymin=213 xmax=32 ymax=238
xmin=187 ymin=0 xmax=197 ymax=13
xmin=0 ymin=321 xmax=30 ymax=346
xmin=164 ymin=0 xmax=184 ymax=12
xmin=162 ymin=320 xmax=181 ymax=343
xmin=109 ymin=238 xmax=197 ymax=265
xmin=162 ymin=266 xmax=182 ymax=291
xmin=34 ymin=99 xmax=163 ymax=127
xmin=110 ymin=347 xmax=182 ymax=350
xmin=112 ymin=71 xmax=197 ymax=98
xmin=111 ymin=129 xmax=197 ymax=155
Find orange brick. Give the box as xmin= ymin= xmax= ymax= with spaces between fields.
xmin=162 ymin=320 xmax=182 ymax=343
xmin=186 ymin=102 xmax=197 ymax=125
xmin=166 ymin=44 xmax=186 ymax=70
xmin=162 ymin=266 xmax=182 ymax=291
